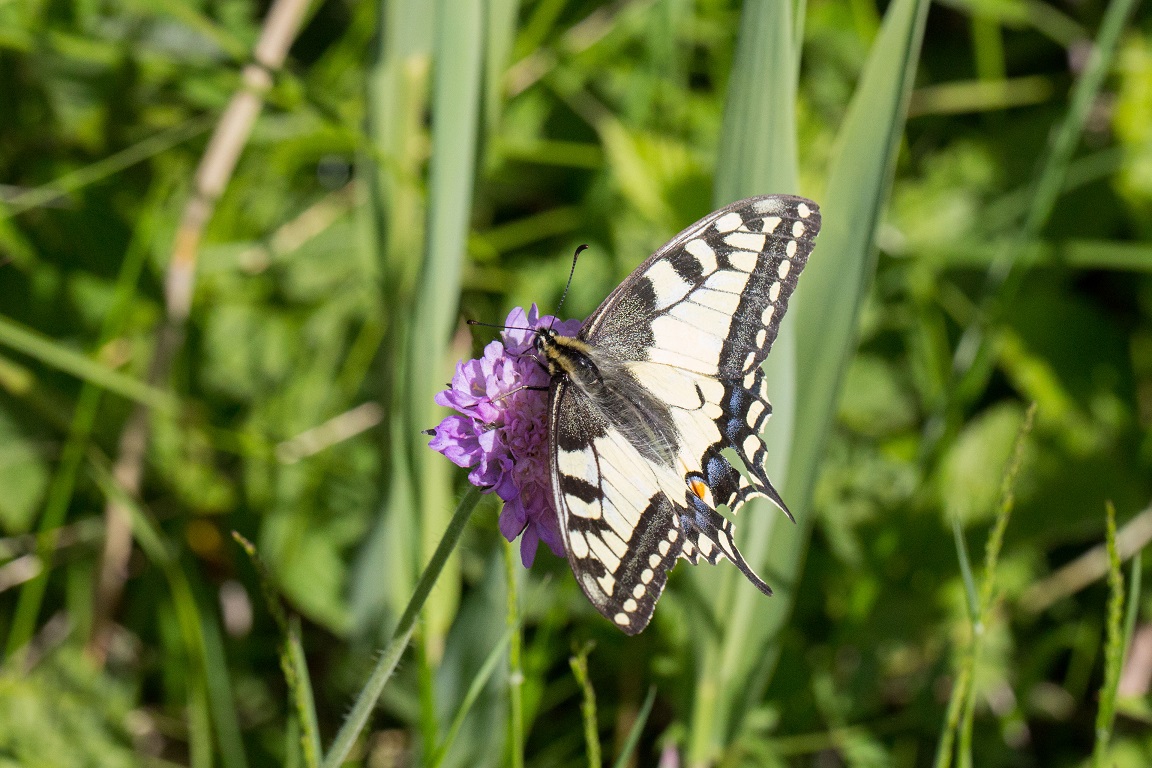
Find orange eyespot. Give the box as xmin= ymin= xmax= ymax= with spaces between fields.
xmin=689 ymin=478 xmax=708 ymax=501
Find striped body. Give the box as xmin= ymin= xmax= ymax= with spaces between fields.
xmin=539 ymin=195 xmax=821 ymax=634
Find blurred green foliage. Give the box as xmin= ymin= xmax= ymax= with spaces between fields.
xmin=1 ymin=0 xmax=1151 ymax=766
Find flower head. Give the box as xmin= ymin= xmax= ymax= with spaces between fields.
xmin=428 ymin=305 xmax=581 ymax=566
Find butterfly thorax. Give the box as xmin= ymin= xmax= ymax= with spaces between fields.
xmin=535 ymin=328 xmax=599 ymax=383
xmin=536 ymin=327 xmax=680 ymax=467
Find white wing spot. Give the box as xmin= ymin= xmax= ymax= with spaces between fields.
xmin=633 ymin=584 xmax=646 ymax=598
xmin=649 ymin=553 xmax=661 ymax=568
xmin=798 ymin=202 xmax=812 ymax=218
xmin=792 ymin=220 xmax=805 ymax=237
xmin=769 ymin=281 xmax=781 ymax=302
xmin=762 ymin=216 xmax=782 ymax=233
xmin=744 ymin=351 xmax=756 ymax=372
xmin=786 ymin=240 xmax=797 ymax=258
xmin=777 ymin=259 xmax=791 ymax=279
xmin=641 ymin=568 xmax=654 ymax=583
xmin=728 ymin=250 xmax=757 ymax=272
xmin=588 ymin=535 xmax=620 ymax=573
xmin=743 ymin=434 xmax=760 ymax=458
xmin=714 ymin=212 xmax=743 ymax=233
xmin=658 ymin=540 xmax=671 ymax=555
xmin=692 ymin=287 xmax=741 ymax=315
xmin=570 ymin=532 xmax=590 ymax=559
xmin=686 ymin=238 xmax=718 ymax=272
xmin=598 ymin=574 xmax=616 ymax=597
xmin=743 ymin=371 xmax=757 ymax=389
xmin=623 ymin=598 xmax=638 ymax=612
xmin=724 ymin=232 xmax=766 ymax=252
xmin=761 ymin=304 xmax=775 ymax=325
xmin=614 ymin=612 xmax=630 ymax=626
xmin=705 ymin=270 xmax=751 ymax=294
xmin=748 ymin=400 xmax=765 ymax=427
xmin=645 ymin=261 xmax=693 ymax=310
xmin=755 ymin=328 xmax=767 ymax=347
xmin=668 ymin=528 xmax=679 ymax=542
xmin=698 ymin=538 xmax=713 ymax=557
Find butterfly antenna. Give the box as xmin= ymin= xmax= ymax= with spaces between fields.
xmin=466 ymin=319 xmax=535 ymax=332
xmin=551 ymin=244 xmax=588 ymax=330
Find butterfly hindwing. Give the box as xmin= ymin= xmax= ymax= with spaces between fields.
xmin=546 ymin=195 xmax=820 ymax=633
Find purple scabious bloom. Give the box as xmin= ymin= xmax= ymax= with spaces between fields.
xmin=428 ymin=305 xmax=581 ymax=567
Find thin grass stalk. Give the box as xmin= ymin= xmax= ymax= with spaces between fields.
xmin=87 ymin=457 xmax=222 ymax=768
xmin=956 ymin=404 xmax=1034 ymax=767
xmin=570 ymin=643 xmax=601 ymax=768
xmin=429 ymin=629 xmax=515 ymax=768
xmin=611 ymin=686 xmax=657 ymax=768
xmin=233 ymin=533 xmax=322 ymax=768
xmin=936 ymin=0 xmax=1142 ymax=449
xmin=0 ymin=117 xmax=213 ymax=220
xmin=934 ymin=404 xmax=1035 ymax=768
xmin=321 ymin=486 xmax=483 ymax=768
xmin=89 ymin=0 xmax=312 ymax=666
xmin=505 ymin=539 xmax=525 ymax=768
xmin=4 ymin=182 xmax=168 ymax=658
xmin=1091 ymin=502 xmax=1126 ymax=767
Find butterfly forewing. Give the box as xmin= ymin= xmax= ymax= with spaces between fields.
xmin=548 ymin=195 xmax=821 ymax=634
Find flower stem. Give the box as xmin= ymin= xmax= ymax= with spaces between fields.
xmin=322 ymin=486 xmax=483 ymax=768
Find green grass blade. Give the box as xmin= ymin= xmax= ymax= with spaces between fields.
xmin=0 ymin=316 xmax=176 ymax=412
xmin=5 ymin=181 xmax=169 ymax=656
xmin=287 ymin=618 xmax=322 ymax=768
xmin=569 ymin=643 xmax=601 ymax=768
xmin=322 ymin=486 xmax=483 ymax=768
xmin=402 ymin=0 xmax=486 ymax=753
xmin=611 ymin=686 xmax=656 ymax=768
xmin=87 ymin=457 xmax=219 ymax=768
xmin=936 ymin=404 xmax=1034 ymax=768
xmin=429 ymin=628 xmax=515 ymax=768
xmin=233 ymin=532 xmax=322 ymax=768
xmin=944 ymin=0 xmax=1142 ymax=431
xmin=951 ymin=518 xmax=980 ymax=621
xmin=0 ymin=116 xmax=213 ymax=220
xmin=698 ymin=0 xmax=930 ymax=754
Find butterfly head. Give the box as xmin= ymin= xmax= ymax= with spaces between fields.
xmin=535 ymin=326 xmax=598 ymax=383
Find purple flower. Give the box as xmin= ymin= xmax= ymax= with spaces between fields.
xmin=428 ymin=305 xmax=581 ymax=566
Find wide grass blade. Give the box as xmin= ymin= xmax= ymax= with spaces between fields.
xmin=689 ymin=0 xmax=931 ymax=758
xmin=687 ymin=0 xmax=801 ymax=760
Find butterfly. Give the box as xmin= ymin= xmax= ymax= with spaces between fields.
xmin=535 ymin=195 xmax=820 ymax=634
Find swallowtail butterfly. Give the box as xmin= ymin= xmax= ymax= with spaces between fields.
xmin=536 ymin=195 xmax=820 ymax=634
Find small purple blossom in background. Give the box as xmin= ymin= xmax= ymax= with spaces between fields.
xmin=428 ymin=305 xmax=581 ymax=567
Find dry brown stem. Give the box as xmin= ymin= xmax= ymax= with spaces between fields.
xmin=87 ymin=0 xmax=313 ymax=665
